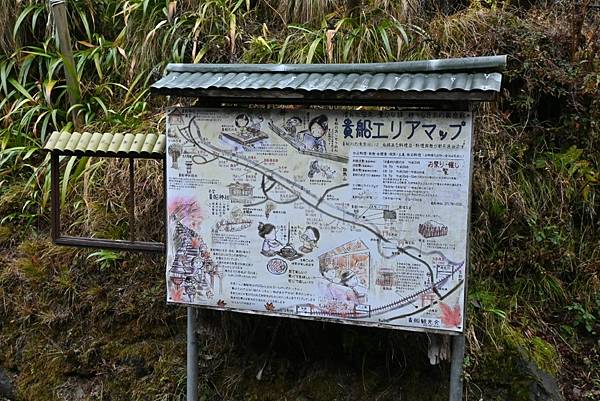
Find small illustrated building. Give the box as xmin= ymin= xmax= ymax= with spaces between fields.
xmin=318 ymin=239 xmax=370 ymax=288
xmin=227 ymin=182 xmax=254 ymax=203
xmin=227 ymin=182 xmax=253 ymax=199
xmin=418 ymin=220 xmax=449 ymax=238
xmin=375 ymin=268 xmax=397 ymax=287
xmin=170 ymin=222 xmax=201 ymax=277
xmin=222 ymin=128 xmax=268 ymax=145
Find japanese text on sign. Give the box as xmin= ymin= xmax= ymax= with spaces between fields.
xmin=166 ymin=108 xmax=472 ymax=333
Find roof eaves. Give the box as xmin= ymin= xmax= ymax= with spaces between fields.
xmin=43 ymin=131 xmax=166 ymax=157
xmin=164 ymin=55 xmax=507 ymax=75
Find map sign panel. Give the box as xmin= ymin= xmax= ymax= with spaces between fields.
xmin=166 ymin=107 xmax=472 ymax=333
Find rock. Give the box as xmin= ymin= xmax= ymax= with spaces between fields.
xmin=73 ymin=385 xmax=85 ymax=400
xmin=0 ymin=367 xmax=16 ymax=401
xmin=55 ymin=378 xmax=88 ymax=401
xmin=518 ymin=350 xmax=564 ymax=401
xmin=122 ymin=355 xmax=149 ymax=378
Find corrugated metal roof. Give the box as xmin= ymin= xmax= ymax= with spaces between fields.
xmin=164 ymin=55 xmax=507 ymax=74
xmin=43 ymin=131 xmax=165 ymax=157
xmin=150 ymin=56 xmax=505 ymax=101
xmin=151 ymin=71 xmax=502 ymax=93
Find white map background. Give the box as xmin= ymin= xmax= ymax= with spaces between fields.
xmin=165 ymin=107 xmax=472 ymax=333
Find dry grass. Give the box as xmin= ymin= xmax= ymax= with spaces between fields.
xmin=0 ymin=0 xmax=17 ymax=53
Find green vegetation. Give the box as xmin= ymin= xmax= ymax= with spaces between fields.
xmin=0 ymin=0 xmax=599 ymax=400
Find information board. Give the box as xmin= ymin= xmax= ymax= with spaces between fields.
xmin=166 ymin=107 xmax=472 ymax=333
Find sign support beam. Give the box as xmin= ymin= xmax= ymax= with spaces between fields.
xmin=187 ymin=307 xmax=198 ymax=401
xmin=449 ymin=334 xmax=465 ymax=401
xmin=49 ymin=0 xmax=82 ymax=129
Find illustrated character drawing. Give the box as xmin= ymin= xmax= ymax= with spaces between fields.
xmin=183 ymin=276 xmax=197 ymax=302
xmin=299 ymin=226 xmax=320 ymax=253
xmin=167 ymin=126 xmax=178 ymax=138
xmin=192 ymin=256 xmax=209 ymax=287
xmin=224 ymin=113 xmax=268 ymax=147
xmin=319 ymin=263 xmax=350 ymax=301
xmin=321 ymin=264 xmax=339 ymax=283
xmin=283 ymin=116 xmax=302 ymax=141
xmin=319 ymin=262 xmax=367 ymax=306
xmin=250 ymin=114 xmax=264 ymax=131
xmin=340 ymin=270 xmax=367 ymax=305
xmin=307 ymin=160 xmax=336 ymax=179
xmin=258 ymin=222 xmax=283 ymax=256
xmin=302 ymin=114 xmax=328 ymax=152
xmin=235 ymin=113 xmax=250 ymax=132
xmin=187 ymin=253 xmax=217 ymax=299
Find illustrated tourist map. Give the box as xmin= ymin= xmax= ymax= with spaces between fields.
xmin=165 ymin=107 xmax=473 ymax=333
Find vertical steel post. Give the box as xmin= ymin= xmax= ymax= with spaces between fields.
xmin=50 ymin=153 xmax=61 ymax=241
xmin=449 ymin=334 xmax=465 ymax=401
xmin=449 ymin=104 xmax=473 ymax=401
xmin=49 ymin=0 xmax=82 ymax=129
xmin=187 ymin=307 xmax=198 ymax=401
xmin=128 ymin=157 xmax=136 ymax=242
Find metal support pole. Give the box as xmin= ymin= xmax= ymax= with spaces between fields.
xmin=450 ymin=102 xmax=472 ymax=401
xmin=128 ymin=157 xmax=136 ymax=242
xmin=50 ymin=153 xmax=61 ymax=241
xmin=449 ymin=334 xmax=465 ymax=401
xmin=49 ymin=0 xmax=82 ymax=129
xmin=187 ymin=307 xmax=198 ymax=401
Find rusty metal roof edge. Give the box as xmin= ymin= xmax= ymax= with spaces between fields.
xmin=165 ymin=55 xmax=507 ymax=75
